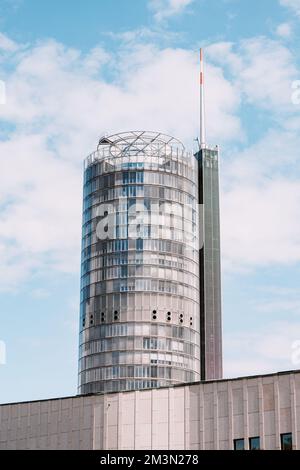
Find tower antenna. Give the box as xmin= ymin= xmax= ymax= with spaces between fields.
xmin=200 ymin=48 xmax=206 ymax=149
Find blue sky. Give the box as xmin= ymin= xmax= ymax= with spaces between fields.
xmin=0 ymin=0 xmax=300 ymax=403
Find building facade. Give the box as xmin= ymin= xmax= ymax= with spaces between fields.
xmin=79 ymin=131 xmax=223 ymax=395
xmin=0 ymin=370 xmax=299 ymax=450
xmin=196 ymin=147 xmax=222 ymax=380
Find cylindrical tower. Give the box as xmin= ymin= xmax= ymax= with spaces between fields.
xmin=78 ymin=131 xmax=200 ymax=394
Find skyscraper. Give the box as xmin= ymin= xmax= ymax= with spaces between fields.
xmin=78 ymin=131 xmax=201 ymax=394
xmin=78 ymin=51 xmax=222 ymax=395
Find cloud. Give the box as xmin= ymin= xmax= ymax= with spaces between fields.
xmin=254 ymin=285 xmax=300 ymax=315
xmin=206 ymin=36 xmax=300 ymax=272
xmin=222 ymin=178 xmax=300 ymax=269
xmin=207 ymin=37 xmax=299 ymax=112
xmin=0 ymin=133 xmax=82 ymax=290
xmin=82 ymin=47 xmax=110 ymax=74
xmin=30 ymin=288 xmax=50 ymax=299
xmin=276 ymin=22 xmax=293 ymax=38
xmin=221 ymin=129 xmax=300 ymax=270
xmin=258 ymin=299 xmax=300 ymax=314
xmin=0 ymin=32 xmax=19 ymax=52
xmin=149 ymin=0 xmax=194 ymax=22
xmin=0 ymin=39 xmax=240 ymax=145
xmin=224 ymin=320 xmax=300 ymax=377
xmin=105 ymin=27 xmax=182 ymax=46
xmin=279 ymin=0 xmax=300 ymax=16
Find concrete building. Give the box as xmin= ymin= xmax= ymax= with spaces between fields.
xmin=79 ymin=130 xmax=222 ymax=395
xmin=0 ymin=370 xmax=299 ymax=450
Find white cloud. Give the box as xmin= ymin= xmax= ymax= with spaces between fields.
xmin=224 ymin=320 xmax=300 ymax=377
xmin=0 ymin=133 xmax=82 ymax=290
xmin=254 ymin=286 xmax=300 ymax=315
xmin=0 ymin=32 xmax=19 ymax=52
xmin=280 ymin=0 xmax=300 ymax=16
xmin=208 ymin=38 xmax=300 ymax=244
xmin=276 ymin=22 xmax=293 ymax=38
xmin=82 ymin=47 xmax=110 ymax=74
xmin=149 ymin=0 xmax=194 ymax=22
xmin=254 ymin=285 xmax=300 ymax=318
xmin=30 ymin=288 xmax=50 ymax=299
xmin=222 ymin=178 xmax=300 ymax=269
xmin=207 ymin=37 xmax=300 ymax=271
xmin=258 ymin=299 xmax=300 ymax=314
xmin=221 ymin=129 xmax=300 ymax=270
xmin=207 ymin=37 xmax=299 ymax=111
xmin=207 ymin=36 xmax=300 ymax=272
xmin=105 ymin=27 xmax=182 ymax=45
xmin=0 ymin=242 xmax=39 ymax=290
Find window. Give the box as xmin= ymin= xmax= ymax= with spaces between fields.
xmin=249 ymin=436 xmax=260 ymax=450
xmin=281 ymin=433 xmax=292 ymax=450
xmin=136 ymin=238 xmax=143 ymax=251
xmin=233 ymin=439 xmax=245 ymax=450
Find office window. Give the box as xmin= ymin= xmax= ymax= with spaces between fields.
xmin=233 ymin=438 xmax=245 ymax=450
xmin=281 ymin=433 xmax=292 ymax=450
xmin=249 ymin=436 xmax=260 ymax=450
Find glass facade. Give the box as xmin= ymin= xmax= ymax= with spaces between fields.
xmin=249 ymin=436 xmax=260 ymax=450
xmin=78 ymin=132 xmax=201 ymax=394
xmin=196 ymin=147 xmax=223 ymax=380
xmin=233 ymin=438 xmax=245 ymax=450
xmin=281 ymin=433 xmax=292 ymax=450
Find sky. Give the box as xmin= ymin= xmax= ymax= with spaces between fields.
xmin=0 ymin=0 xmax=300 ymax=403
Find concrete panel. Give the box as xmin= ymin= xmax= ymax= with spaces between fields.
xmin=1 ymin=371 xmax=300 ymax=450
